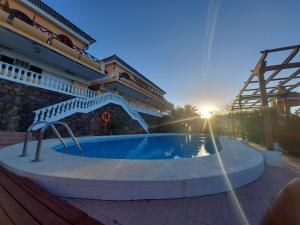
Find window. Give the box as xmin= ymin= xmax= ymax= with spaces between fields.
xmin=120 ymin=72 xmax=132 ymax=81
xmin=0 ymin=55 xmax=14 ymax=64
xmin=29 ymin=65 xmax=42 ymax=74
xmin=56 ymin=34 xmax=73 ymax=48
xmin=9 ymin=9 xmax=33 ymax=25
xmin=15 ymin=59 xmax=30 ymax=69
xmin=1 ymin=55 xmax=43 ymax=74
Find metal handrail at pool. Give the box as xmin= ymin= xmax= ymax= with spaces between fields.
xmin=20 ymin=121 xmax=83 ymax=162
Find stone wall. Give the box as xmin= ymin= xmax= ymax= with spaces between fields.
xmin=59 ymin=104 xmax=147 ymax=136
xmin=0 ymin=79 xmax=72 ymax=131
xmin=140 ymin=113 xmax=163 ymax=132
xmin=0 ymin=79 xmax=162 ymax=135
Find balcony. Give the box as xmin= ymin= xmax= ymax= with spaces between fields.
xmin=0 ymin=60 xmax=96 ymax=98
xmin=92 ymin=71 xmax=173 ymax=110
xmin=0 ymin=9 xmax=104 ymax=80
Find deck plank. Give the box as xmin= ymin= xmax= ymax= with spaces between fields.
xmin=0 ymin=205 xmax=16 ymax=225
xmin=0 ymin=169 xmax=71 ymax=225
xmin=0 ymin=166 xmax=105 ymax=225
xmin=0 ymin=166 xmax=88 ymax=224
xmin=0 ymin=185 xmax=39 ymax=225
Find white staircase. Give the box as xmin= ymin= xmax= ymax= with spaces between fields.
xmin=0 ymin=61 xmax=165 ymax=133
xmin=33 ymin=92 xmax=150 ymax=132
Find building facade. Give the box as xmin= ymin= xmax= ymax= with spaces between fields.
xmin=0 ymin=0 xmax=172 ymax=134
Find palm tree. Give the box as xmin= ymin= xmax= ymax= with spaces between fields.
xmin=183 ymin=104 xmax=199 ymax=116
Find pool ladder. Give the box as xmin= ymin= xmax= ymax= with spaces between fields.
xmin=20 ymin=121 xmax=83 ymax=162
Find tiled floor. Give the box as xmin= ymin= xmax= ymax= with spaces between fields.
xmin=64 ymin=166 xmax=299 ymax=225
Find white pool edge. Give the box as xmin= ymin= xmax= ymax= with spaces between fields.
xmin=0 ymin=134 xmax=264 ymax=200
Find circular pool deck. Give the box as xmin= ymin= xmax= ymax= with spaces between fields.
xmin=0 ymin=134 xmax=264 ymax=200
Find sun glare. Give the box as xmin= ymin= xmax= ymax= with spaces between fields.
xmin=199 ymin=105 xmax=215 ymax=119
xmin=201 ymin=110 xmax=212 ymax=119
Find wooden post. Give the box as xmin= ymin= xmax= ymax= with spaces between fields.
xmin=231 ymin=112 xmax=235 ymax=137
xmin=283 ymin=96 xmax=290 ymax=124
xmin=227 ymin=111 xmax=230 ymax=136
xmin=257 ymin=60 xmax=274 ymax=150
xmin=229 ymin=111 xmax=233 ymax=137
xmin=238 ymin=97 xmax=245 ymax=140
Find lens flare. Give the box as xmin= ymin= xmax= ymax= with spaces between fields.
xmin=201 ymin=109 xmax=212 ymax=119
xmin=208 ymin=120 xmax=250 ymax=225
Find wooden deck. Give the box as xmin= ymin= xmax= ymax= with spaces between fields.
xmin=0 ymin=166 xmax=104 ymax=225
xmin=64 ymin=166 xmax=300 ymax=225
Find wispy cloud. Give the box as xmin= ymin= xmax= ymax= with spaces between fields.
xmin=201 ymin=0 xmax=221 ymax=83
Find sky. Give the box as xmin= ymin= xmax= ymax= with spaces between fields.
xmin=44 ymin=0 xmax=300 ymax=112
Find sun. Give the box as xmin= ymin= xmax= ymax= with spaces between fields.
xmin=201 ymin=109 xmax=212 ymax=119
xmin=198 ymin=105 xmax=215 ymax=119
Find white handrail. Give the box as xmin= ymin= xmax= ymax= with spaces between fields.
xmin=0 ymin=61 xmax=96 ymax=98
xmin=93 ymin=71 xmax=119 ymax=83
xmin=129 ymin=104 xmax=163 ymax=117
xmin=33 ymin=92 xmax=150 ymax=132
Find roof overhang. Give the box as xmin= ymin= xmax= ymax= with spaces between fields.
xmin=19 ymin=0 xmax=95 ymax=46
xmin=0 ymin=25 xmax=104 ymax=80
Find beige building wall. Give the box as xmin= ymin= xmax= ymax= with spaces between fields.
xmin=6 ymin=0 xmax=86 ymax=49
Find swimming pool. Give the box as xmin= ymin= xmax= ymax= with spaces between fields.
xmin=0 ymin=134 xmax=264 ymax=200
xmin=53 ymin=134 xmax=220 ymax=160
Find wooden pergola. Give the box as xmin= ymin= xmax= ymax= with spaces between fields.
xmin=231 ymin=44 xmax=300 ymax=150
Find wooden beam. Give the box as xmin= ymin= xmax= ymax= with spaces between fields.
xmin=265 ymin=62 xmax=300 ymax=71
xmin=268 ymin=68 xmax=300 ymax=94
xmin=233 ymin=53 xmax=268 ymax=106
xmin=240 ymin=93 xmax=285 ymax=99
xmin=286 ymin=81 xmax=300 ymax=92
xmin=232 ymin=45 xmax=300 ymax=110
xmin=264 ymin=48 xmax=299 ymax=83
xmin=239 ymin=50 xmax=297 ymax=106
xmin=261 ymin=44 xmax=300 ymax=53
xmin=232 ymin=106 xmax=260 ymax=110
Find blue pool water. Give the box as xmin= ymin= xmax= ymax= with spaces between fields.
xmin=53 ymin=134 xmax=220 ymax=160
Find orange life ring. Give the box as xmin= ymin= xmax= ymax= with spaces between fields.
xmin=101 ymin=111 xmax=111 ymax=122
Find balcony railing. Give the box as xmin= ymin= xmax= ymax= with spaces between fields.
xmin=0 ymin=61 xmax=96 ymax=98
xmin=129 ymin=104 xmax=163 ymax=117
xmin=92 ymin=71 xmax=119 ymax=83
xmin=0 ymin=9 xmax=101 ymax=71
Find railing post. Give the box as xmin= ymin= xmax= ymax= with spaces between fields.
xmin=4 ymin=63 xmax=9 ymax=76
xmin=257 ymin=59 xmax=274 ymax=150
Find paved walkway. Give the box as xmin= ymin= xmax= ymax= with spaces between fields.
xmin=282 ymin=152 xmax=300 ymax=172
xmin=246 ymin=140 xmax=300 ymax=173
xmin=64 ymin=166 xmax=299 ymax=225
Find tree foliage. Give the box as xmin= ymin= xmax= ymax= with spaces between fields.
xmin=155 ymin=104 xmax=203 ymax=133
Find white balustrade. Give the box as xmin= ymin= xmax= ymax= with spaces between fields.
xmin=0 ymin=61 xmax=96 ymax=98
xmin=33 ymin=92 xmax=152 ymax=132
xmin=129 ymin=104 xmax=163 ymax=117
xmin=93 ymin=71 xmax=119 ymax=83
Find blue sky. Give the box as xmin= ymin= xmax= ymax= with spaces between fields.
xmin=44 ymin=0 xmax=300 ymax=111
